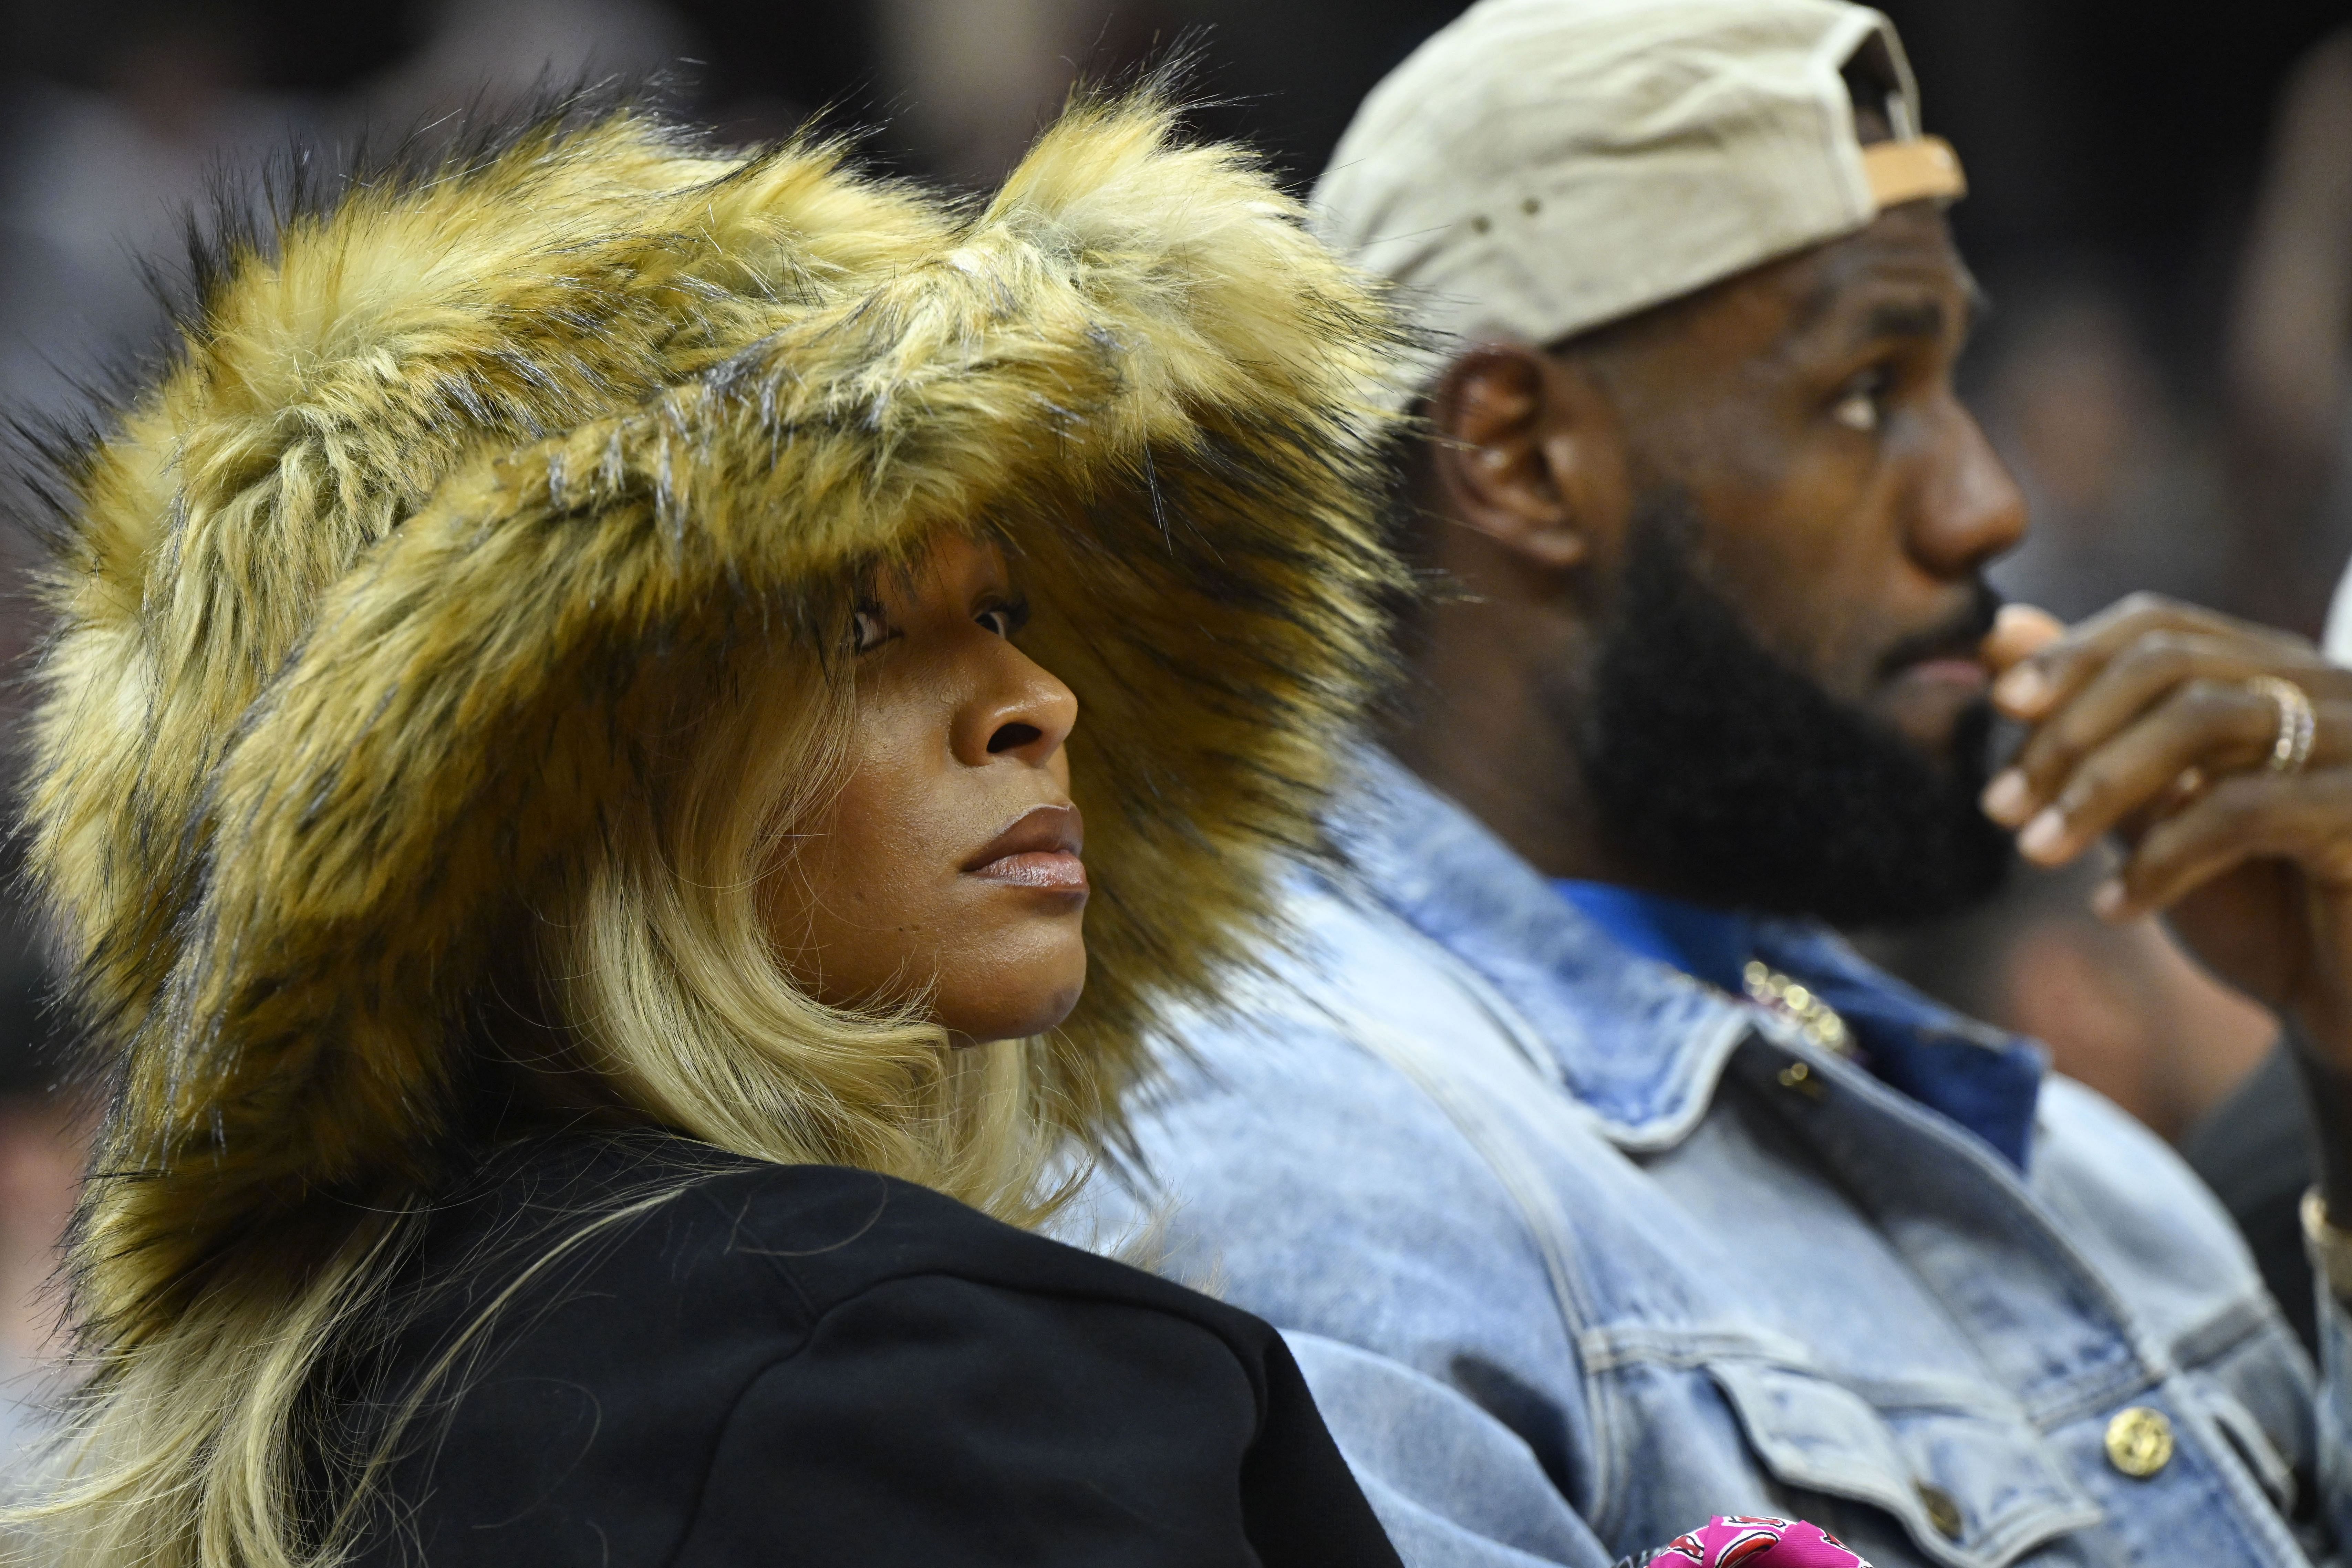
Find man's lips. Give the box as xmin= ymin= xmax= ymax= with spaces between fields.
xmin=963 ymin=803 xmax=1088 ymax=894
xmin=1875 ymin=584 xmax=2003 ymax=692
xmin=1893 ymin=654 xmax=1991 ymax=692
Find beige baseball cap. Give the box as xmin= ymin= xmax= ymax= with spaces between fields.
xmin=1315 ymin=0 xmax=1967 ymax=405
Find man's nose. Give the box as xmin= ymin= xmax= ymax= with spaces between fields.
xmin=1909 ymin=399 xmax=2028 ymax=579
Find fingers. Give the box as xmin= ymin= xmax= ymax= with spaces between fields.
xmin=1980 ymin=603 xmax=2065 ymax=678
xmin=1987 ymin=631 xmax=2281 ymax=832
xmin=1980 ymin=592 xmax=2347 ymax=862
xmin=2012 ymin=683 xmax=2352 ymax=864
xmin=2104 ymin=769 xmax=2352 ymax=918
xmin=1990 ymin=592 xmax=2298 ymax=724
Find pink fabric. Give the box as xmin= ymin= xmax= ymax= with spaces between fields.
xmin=1653 ymin=1516 xmax=1873 ymax=1568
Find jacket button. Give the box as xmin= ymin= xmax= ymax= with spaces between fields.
xmin=2105 ymin=1406 xmax=2175 ymax=1478
xmin=1915 ymin=1481 xmax=1964 ymax=1540
xmin=1776 ymin=1060 xmax=1826 ymax=1099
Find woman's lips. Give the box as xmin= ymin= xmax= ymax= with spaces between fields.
xmin=964 ymin=804 xmax=1088 ymax=894
xmin=973 ymin=851 xmax=1089 ymax=890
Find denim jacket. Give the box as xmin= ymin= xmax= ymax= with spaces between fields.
xmin=1078 ymin=751 xmax=2341 ymax=1567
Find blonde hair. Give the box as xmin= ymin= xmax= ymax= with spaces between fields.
xmin=13 ymin=629 xmax=1076 ymax=1568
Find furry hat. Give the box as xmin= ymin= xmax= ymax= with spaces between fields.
xmin=23 ymin=94 xmax=1405 ymax=1342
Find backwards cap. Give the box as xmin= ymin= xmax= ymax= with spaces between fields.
xmin=1315 ymin=0 xmax=1966 ymax=402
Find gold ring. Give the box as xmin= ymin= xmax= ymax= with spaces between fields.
xmin=2246 ymin=675 xmax=2317 ymax=775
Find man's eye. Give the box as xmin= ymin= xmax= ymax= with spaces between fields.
xmin=1832 ymin=372 xmax=1887 ymax=433
xmin=851 ymin=605 xmax=894 ymax=652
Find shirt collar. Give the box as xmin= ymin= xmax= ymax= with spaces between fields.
xmin=1327 ymin=748 xmax=2044 ymax=1164
xmin=1552 ymin=880 xmax=1755 ymax=994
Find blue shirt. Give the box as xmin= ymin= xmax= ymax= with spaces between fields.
xmin=1549 ymin=882 xmax=1753 ymax=992
xmin=1079 ymin=749 xmax=2328 ymax=1568
xmin=1551 ymin=880 xmax=2042 ymax=1170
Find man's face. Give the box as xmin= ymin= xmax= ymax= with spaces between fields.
xmin=1543 ymin=201 xmax=2030 ymax=923
xmin=1407 ymin=190 xmax=2032 ymax=922
xmin=1576 ymin=200 xmax=2025 ymax=767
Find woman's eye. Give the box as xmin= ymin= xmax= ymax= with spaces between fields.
xmin=851 ymin=605 xmax=895 ymax=652
xmin=975 ymin=598 xmax=1029 ymax=639
xmin=1832 ymin=371 xmax=1887 ymax=433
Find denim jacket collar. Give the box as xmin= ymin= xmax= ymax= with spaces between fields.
xmin=1326 ymin=748 xmax=2039 ymax=1156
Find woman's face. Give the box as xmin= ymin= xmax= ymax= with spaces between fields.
xmin=764 ymin=535 xmax=1087 ymax=1042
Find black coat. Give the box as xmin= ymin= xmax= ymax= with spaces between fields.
xmin=322 ymin=1131 xmax=1403 ymax=1567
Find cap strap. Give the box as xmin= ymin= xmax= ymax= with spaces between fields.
xmin=1862 ymin=135 xmax=1967 ymax=210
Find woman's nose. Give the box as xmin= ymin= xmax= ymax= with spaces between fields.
xmin=956 ymin=643 xmax=1079 ymax=768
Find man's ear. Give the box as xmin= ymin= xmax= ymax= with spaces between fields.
xmin=1425 ymin=345 xmax=1628 ymax=573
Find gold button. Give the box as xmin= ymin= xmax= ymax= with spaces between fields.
xmin=1776 ymin=1061 xmax=1825 ymax=1099
xmin=2104 ymin=1406 xmax=2174 ymax=1478
xmin=1915 ymin=1481 xmax=1964 ymax=1540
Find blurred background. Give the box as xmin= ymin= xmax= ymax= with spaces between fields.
xmin=0 ymin=0 xmax=2342 ymax=1440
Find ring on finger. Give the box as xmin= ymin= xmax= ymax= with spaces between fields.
xmin=2245 ymin=674 xmax=2317 ymax=776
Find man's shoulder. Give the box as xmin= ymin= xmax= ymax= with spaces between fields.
xmin=2032 ymin=1070 xmax=2239 ymax=1211
xmin=1099 ymin=880 xmax=1622 ymax=1331
xmin=1125 ymin=868 xmax=1656 ymax=1189
xmin=2029 ymin=1073 xmax=2277 ymax=1338
xmin=1137 ymin=878 xmax=1550 ymax=1136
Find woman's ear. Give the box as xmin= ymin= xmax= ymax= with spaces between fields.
xmin=1425 ymin=345 xmax=1629 ymax=573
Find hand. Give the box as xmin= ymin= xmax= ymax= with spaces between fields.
xmin=1978 ymin=594 xmax=2352 ymax=1062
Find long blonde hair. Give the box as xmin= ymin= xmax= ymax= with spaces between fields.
xmin=13 ymin=631 xmax=1073 ymax=1568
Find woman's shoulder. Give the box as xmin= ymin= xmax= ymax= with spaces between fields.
xmin=430 ymin=1128 xmax=1263 ymax=1346
xmin=335 ymin=1131 xmax=1360 ymax=1568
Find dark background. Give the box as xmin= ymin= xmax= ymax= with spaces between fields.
xmin=4 ymin=0 xmax=2337 ymax=266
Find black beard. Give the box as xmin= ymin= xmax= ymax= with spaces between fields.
xmin=1569 ymin=493 xmax=2014 ymax=927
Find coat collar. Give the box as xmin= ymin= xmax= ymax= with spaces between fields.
xmin=1325 ymin=748 xmax=2039 ymax=1156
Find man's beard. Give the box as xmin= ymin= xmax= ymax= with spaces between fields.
xmin=1570 ymin=492 xmax=2014 ymax=927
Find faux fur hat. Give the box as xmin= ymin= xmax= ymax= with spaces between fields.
xmin=23 ymin=93 xmax=1405 ymax=1341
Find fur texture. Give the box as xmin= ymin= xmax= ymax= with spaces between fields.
xmin=24 ymin=95 xmax=1406 ymax=1347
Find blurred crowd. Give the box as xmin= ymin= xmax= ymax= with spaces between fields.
xmin=0 ymin=0 xmax=2342 ymax=1458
